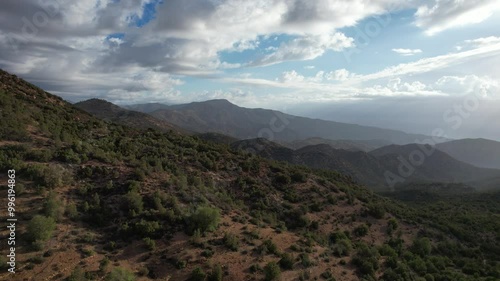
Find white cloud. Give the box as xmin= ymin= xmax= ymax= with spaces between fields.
xmin=433 ymin=75 xmax=499 ymax=98
xmin=0 ymin=0 xmax=499 ymax=106
xmin=414 ymin=0 xmax=500 ymax=35
xmin=388 ymin=78 xmax=426 ymax=92
xmin=227 ymin=39 xmax=500 ymax=102
xmin=251 ymin=32 xmax=354 ymax=66
xmin=0 ymin=0 xmax=405 ymax=102
xmin=464 ymin=36 xmax=500 ymax=48
xmin=353 ymin=41 xmax=500 ymax=83
xmin=392 ymin=48 xmax=423 ymax=56
xmin=279 ymin=70 xmax=305 ymax=83
xmin=325 ymin=69 xmax=353 ymax=81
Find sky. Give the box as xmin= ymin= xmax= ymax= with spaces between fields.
xmin=1 ymin=0 xmax=500 ymax=140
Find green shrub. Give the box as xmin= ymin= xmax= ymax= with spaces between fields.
xmin=249 ymin=263 xmax=262 ymax=273
xmin=223 ymin=232 xmax=239 ymax=251
xmin=329 ymin=231 xmax=349 ymax=244
xmin=367 ymin=203 xmax=385 ymax=219
xmin=332 ymin=239 xmax=352 ymax=257
xmin=122 ymin=191 xmax=143 ymax=215
xmin=387 ymin=219 xmax=398 ymax=235
xmin=65 ymin=203 xmax=78 ymax=219
xmin=274 ymin=173 xmax=291 ymax=186
xmin=143 ymin=237 xmax=156 ymax=251
xmin=378 ymin=244 xmax=397 ymax=257
xmin=190 ymin=267 xmax=206 ymax=281
xmin=264 ymin=262 xmax=281 ymax=281
xmin=279 ymin=252 xmax=295 ymax=270
xmin=258 ymin=239 xmax=279 ymax=256
xmin=411 ymin=238 xmax=432 ymax=257
xmin=207 ymin=264 xmax=223 ymax=281
xmin=353 ymin=224 xmax=369 ymax=237
xmin=106 ymin=267 xmax=135 ymax=281
xmin=26 ymin=215 xmax=56 ymax=243
xmin=68 ymin=266 xmax=85 ymax=281
xmin=187 ymin=206 xmax=220 ymax=234
xmin=320 ymin=270 xmax=334 ymax=280
xmin=300 ymin=253 xmax=313 ymax=267
xmin=351 ymin=243 xmax=380 ymax=276
xmin=43 ymin=191 xmax=64 ymax=220
xmin=291 ymin=170 xmax=307 ymax=183
xmin=99 ymin=257 xmax=110 ymax=272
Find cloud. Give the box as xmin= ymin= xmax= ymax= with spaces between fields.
xmin=325 ymin=69 xmax=353 ymax=81
xmin=433 ymin=75 xmax=499 ymax=98
xmin=353 ymin=42 xmax=500 ymax=83
xmin=392 ymin=48 xmax=423 ymax=56
xmin=227 ymin=39 xmax=500 ymax=102
xmin=0 ymin=0 xmax=404 ymax=102
xmin=463 ymin=36 xmax=500 ymax=48
xmin=414 ymin=0 xmax=500 ymax=35
xmin=0 ymin=0 xmax=498 ymax=106
xmin=250 ymin=32 xmax=354 ymax=66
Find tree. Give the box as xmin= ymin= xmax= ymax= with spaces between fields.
xmin=26 ymin=215 xmax=56 ymax=243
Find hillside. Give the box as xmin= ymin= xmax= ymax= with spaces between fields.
xmin=436 ymin=138 xmax=500 ymax=169
xmin=148 ymin=99 xmax=442 ymax=145
xmin=75 ymin=99 xmax=185 ymax=134
xmin=0 ymin=69 xmax=499 ymax=281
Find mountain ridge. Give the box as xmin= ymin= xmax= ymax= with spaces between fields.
xmin=140 ymin=99 xmax=447 ymax=145
xmin=436 ymin=138 xmax=500 ymax=169
xmin=74 ymin=98 xmax=187 ymax=134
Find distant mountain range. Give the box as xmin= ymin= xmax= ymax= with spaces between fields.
xmin=131 ymin=99 xmax=445 ymax=145
xmin=124 ymin=102 xmax=171 ymax=113
xmin=281 ymin=137 xmax=391 ymax=152
xmin=232 ymin=139 xmax=500 ymax=191
xmin=436 ymin=138 xmax=500 ymax=169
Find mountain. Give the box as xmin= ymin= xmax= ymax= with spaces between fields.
xmin=232 ymin=139 xmax=500 ymax=191
xmin=75 ymin=98 xmax=185 ymax=133
xmin=370 ymin=144 xmax=500 ymax=188
xmin=124 ymin=102 xmax=172 ymax=113
xmin=2 ymin=68 xmax=499 ymax=281
xmin=149 ymin=99 xmax=444 ymax=145
xmin=436 ymin=138 xmax=500 ymax=169
xmin=282 ymin=137 xmax=390 ymax=152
